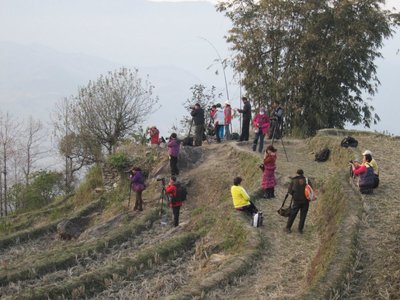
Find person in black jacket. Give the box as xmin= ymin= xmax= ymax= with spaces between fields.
xmin=190 ymin=103 xmax=205 ymax=146
xmin=285 ymin=169 xmax=311 ymax=234
xmin=269 ymin=101 xmax=284 ymax=139
xmin=237 ymin=97 xmax=251 ymax=141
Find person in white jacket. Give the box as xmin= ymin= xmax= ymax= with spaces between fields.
xmin=214 ymin=103 xmax=225 ymax=143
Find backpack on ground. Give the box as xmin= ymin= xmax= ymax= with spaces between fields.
xmin=341 ymin=136 xmax=358 ymax=148
xmin=231 ymin=132 xmax=240 ymax=140
xmin=304 ymin=177 xmax=315 ymax=201
xmin=315 ymin=148 xmax=330 ymax=162
xmin=251 ymin=212 xmax=263 ymax=227
xmin=181 ymin=137 xmax=193 ymax=146
xmin=171 ymin=183 xmax=187 ymax=203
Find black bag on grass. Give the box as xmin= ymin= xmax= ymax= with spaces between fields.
xmin=181 ymin=137 xmax=193 ymax=146
xmin=341 ymin=136 xmax=358 ymax=148
xmin=315 ymin=148 xmax=330 ymax=162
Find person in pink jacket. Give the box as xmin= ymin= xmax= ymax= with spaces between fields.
xmin=252 ymin=107 xmax=270 ymax=153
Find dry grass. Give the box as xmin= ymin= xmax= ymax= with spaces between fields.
xmin=1 ymin=132 xmax=398 ymax=299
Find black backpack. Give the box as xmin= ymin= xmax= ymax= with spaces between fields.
xmin=315 ymin=148 xmax=330 ymax=162
xmin=341 ymin=136 xmax=358 ymax=148
xmin=181 ymin=137 xmax=193 ymax=146
xmin=171 ymin=183 xmax=187 ymax=203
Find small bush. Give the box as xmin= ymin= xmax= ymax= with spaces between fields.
xmin=108 ymin=153 xmax=129 ymax=171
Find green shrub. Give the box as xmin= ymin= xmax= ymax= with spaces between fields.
xmin=108 ymin=153 xmax=129 ymax=171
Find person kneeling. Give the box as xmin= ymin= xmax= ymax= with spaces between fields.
xmin=231 ymin=176 xmax=258 ymax=216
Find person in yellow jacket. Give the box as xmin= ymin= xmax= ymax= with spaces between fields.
xmin=231 ymin=177 xmax=258 ymax=215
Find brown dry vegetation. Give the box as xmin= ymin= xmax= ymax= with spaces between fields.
xmin=0 ymin=130 xmax=398 ymax=299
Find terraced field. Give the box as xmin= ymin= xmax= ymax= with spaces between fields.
xmin=0 ymin=130 xmax=397 ymax=299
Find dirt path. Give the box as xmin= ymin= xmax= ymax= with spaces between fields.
xmin=206 ymin=139 xmax=337 ymax=299
xmin=345 ymin=136 xmax=400 ymax=300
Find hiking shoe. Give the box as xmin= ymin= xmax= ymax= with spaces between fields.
xmin=284 ymin=228 xmax=291 ymax=234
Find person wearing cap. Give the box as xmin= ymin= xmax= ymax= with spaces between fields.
xmin=231 ymin=176 xmax=258 ymax=216
xmin=362 ymin=150 xmax=379 ymax=184
xmin=252 ymin=107 xmax=270 ymax=153
xmin=224 ymin=101 xmax=233 ymax=140
xmin=268 ymin=101 xmax=284 ymax=140
xmin=261 ymin=145 xmax=277 ymax=198
xmin=350 ymin=157 xmax=375 ymax=194
xmin=190 ymin=103 xmax=205 ymax=146
xmin=285 ymin=169 xmax=311 ymax=233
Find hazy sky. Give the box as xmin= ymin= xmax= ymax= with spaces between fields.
xmin=0 ymin=0 xmax=399 ymax=135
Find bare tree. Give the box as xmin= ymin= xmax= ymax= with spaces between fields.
xmin=0 ymin=112 xmax=20 ymax=216
xmin=20 ymin=116 xmax=46 ymax=185
xmin=74 ymin=67 xmax=159 ymax=154
xmin=53 ymin=97 xmax=101 ymax=192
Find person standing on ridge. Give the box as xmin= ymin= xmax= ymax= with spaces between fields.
xmin=237 ymin=96 xmax=251 ymax=142
xmin=214 ymin=103 xmax=225 ymax=143
xmin=167 ymin=133 xmax=180 ymax=176
xmin=269 ymin=101 xmax=284 ymax=140
xmin=261 ymin=145 xmax=277 ymax=199
xmin=252 ymin=107 xmax=270 ymax=153
xmin=285 ymin=169 xmax=311 ymax=234
xmin=165 ymin=176 xmax=183 ymax=227
xmin=224 ymin=101 xmax=233 ymax=140
xmin=190 ymin=103 xmax=205 ymax=147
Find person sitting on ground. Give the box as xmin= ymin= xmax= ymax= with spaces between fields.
xmin=167 ymin=133 xmax=180 ymax=176
xmin=363 ymin=150 xmax=379 ymax=188
xmin=165 ymin=176 xmax=183 ymax=227
xmin=261 ymin=145 xmax=277 ymax=199
xmin=285 ymin=169 xmax=311 ymax=234
xmin=129 ymin=167 xmax=146 ymax=211
xmin=231 ymin=176 xmax=258 ymax=216
xmin=252 ymin=107 xmax=270 ymax=153
xmin=350 ymin=158 xmax=375 ymax=194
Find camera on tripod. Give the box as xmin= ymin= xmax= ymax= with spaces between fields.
xmin=156 ymin=176 xmax=167 ymax=186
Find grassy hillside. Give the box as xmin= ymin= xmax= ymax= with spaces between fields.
xmin=0 ymin=131 xmax=398 ymax=299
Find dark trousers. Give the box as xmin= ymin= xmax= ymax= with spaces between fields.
xmin=237 ymin=201 xmax=258 ymax=216
xmin=194 ymin=124 xmax=203 ymax=146
xmin=240 ymin=118 xmax=250 ymax=141
xmin=134 ymin=191 xmax=143 ymax=211
xmin=269 ymin=120 xmax=281 ymax=139
xmin=252 ymin=128 xmax=265 ymax=153
xmin=286 ymin=201 xmax=309 ymax=231
xmin=170 ymin=155 xmax=179 ymax=176
xmin=215 ymin=124 xmax=224 ymax=142
xmin=172 ymin=206 xmax=181 ymax=226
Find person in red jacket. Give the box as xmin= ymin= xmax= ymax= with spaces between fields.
xmin=148 ymin=126 xmax=160 ymax=148
xmin=165 ymin=176 xmax=183 ymax=227
xmin=252 ymin=107 xmax=270 ymax=153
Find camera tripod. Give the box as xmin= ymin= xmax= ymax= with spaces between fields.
xmin=270 ymin=119 xmax=289 ymax=162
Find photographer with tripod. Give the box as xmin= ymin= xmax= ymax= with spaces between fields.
xmin=268 ymin=101 xmax=284 ymax=140
xmin=165 ymin=176 xmax=184 ymax=227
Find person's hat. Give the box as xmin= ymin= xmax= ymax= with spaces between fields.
xmin=362 ymin=150 xmax=372 ymax=156
xmin=266 ymin=145 xmax=277 ymax=152
xmin=224 ymin=101 xmax=230 ymax=106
